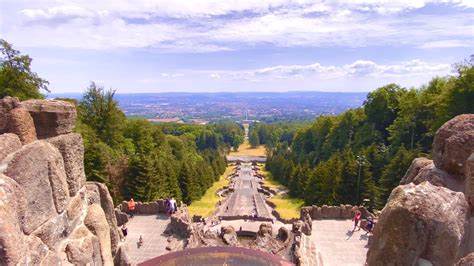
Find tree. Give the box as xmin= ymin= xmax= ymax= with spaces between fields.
xmin=249 ymin=129 xmax=260 ymax=148
xmin=0 ymin=39 xmax=49 ymax=100
xmin=79 ymin=82 xmax=125 ymax=148
xmin=364 ymin=84 xmax=406 ymax=141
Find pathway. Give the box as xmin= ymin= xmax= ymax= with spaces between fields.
xmin=218 ymin=163 xmax=273 ymax=219
xmin=124 ymin=214 xmax=171 ymax=264
xmin=311 ymin=220 xmax=369 ymax=266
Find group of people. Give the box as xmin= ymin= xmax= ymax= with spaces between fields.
xmin=352 ymin=210 xmax=375 ymax=234
xmin=126 ymin=197 xmax=178 ymax=218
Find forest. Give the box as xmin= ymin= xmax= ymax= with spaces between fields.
xmin=253 ymin=58 xmax=474 ymax=210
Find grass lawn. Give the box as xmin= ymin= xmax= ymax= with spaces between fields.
xmin=187 ymin=165 xmax=234 ymax=218
xmin=260 ymin=168 xmax=282 ymax=189
xmin=260 ymin=166 xmax=305 ymax=220
xmin=270 ymin=194 xmax=305 ymax=220
xmin=229 ymin=140 xmax=266 ymax=157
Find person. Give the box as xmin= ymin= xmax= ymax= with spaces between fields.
xmin=121 ymin=224 xmax=128 ymax=241
xmin=365 ymin=217 xmax=375 ymax=234
xmin=251 ymin=210 xmax=256 ymax=221
xmin=352 ymin=210 xmax=361 ymax=231
xmin=169 ymin=197 xmax=176 ymax=214
xmin=128 ymin=198 xmax=136 ymax=218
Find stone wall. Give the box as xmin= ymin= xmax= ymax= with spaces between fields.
xmin=0 ymin=97 xmax=129 ymax=266
xmin=299 ymin=204 xmax=371 ymax=220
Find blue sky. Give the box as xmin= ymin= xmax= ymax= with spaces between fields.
xmin=0 ymin=0 xmax=473 ymax=93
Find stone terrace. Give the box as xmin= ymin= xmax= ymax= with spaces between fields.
xmin=311 ymin=220 xmax=369 ymax=266
xmin=125 ymin=214 xmax=171 ymax=264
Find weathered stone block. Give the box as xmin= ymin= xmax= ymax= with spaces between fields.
xmin=138 ymin=202 xmax=159 ymax=214
xmin=0 ymin=96 xmax=20 ymax=134
xmin=0 ymin=174 xmax=27 ymax=265
xmin=34 ymin=212 xmax=78 ymax=250
xmin=86 ymin=182 xmax=120 ymax=256
xmin=2 ymin=142 xmax=70 ymax=233
xmin=0 ymin=133 xmax=22 ymax=162
xmin=8 ymin=107 xmax=37 ymax=144
xmin=21 ymin=99 xmax=77 ymax=138
xmin=66 ymin=237 xmax=95 ymax=265
xmin=114 ymin=243 xmax=132 ymax=266
xmin=320 ymin=205 xmax=329 ymax=218
xmin=25 ymin=235 xmax=49 ymax=265
xmin=84 ymin=203 xmax=114 ymax=265
xmin=46 ymin=133 xmax=86 ymax=196
xmin=327 ymin=206 xmax=341 ymax=218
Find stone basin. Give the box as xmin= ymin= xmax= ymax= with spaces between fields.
xmin=138 ymin=246 xmax=293 ymax=266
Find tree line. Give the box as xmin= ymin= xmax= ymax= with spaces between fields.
xmin=253 ymin=58 xmax=473 ymax=210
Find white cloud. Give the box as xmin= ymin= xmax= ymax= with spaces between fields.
xmin=210 ymin=59 xmax=452 ymax=80
xmin=420 ymin=39 xmax=473 ymax=48
xmin=0 ymin=0 xmax=471 ymax=52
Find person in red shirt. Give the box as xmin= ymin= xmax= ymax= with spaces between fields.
xmin=352 ymin=210 xmax=361 ymax=231
xmin=128 ymin=198 xmax=136 ymax=218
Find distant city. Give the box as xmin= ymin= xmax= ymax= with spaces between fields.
xmin=50 ymin=92 xmax=367 ymax=123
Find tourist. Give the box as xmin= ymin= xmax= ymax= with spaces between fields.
xmin=128 ymin=198 xmax=136 ymax=218
xmin=121 ymin=224 xmax=128 ymax=241
xmin=169 ymin=197 xmax=176 ymax=214
xmin=352 ymin=210 xmax=361 ymax=231
xmin=365 ymin=217 xmax=375 ymax=234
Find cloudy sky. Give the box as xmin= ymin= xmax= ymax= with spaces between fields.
xmin=0 ymin=0 xmax=473 ymax=93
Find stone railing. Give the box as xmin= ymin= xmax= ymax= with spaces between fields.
xmin=300 ymin=204 xmax=372 ymax=220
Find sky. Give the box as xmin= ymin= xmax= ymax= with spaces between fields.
xmin=0 ymin=0 xmax=473 ymax=93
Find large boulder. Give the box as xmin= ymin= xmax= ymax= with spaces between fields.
xmin=84 ymin=203 xmax=114 ymax=266
xmin=366 ymin=182 xmax=469 ymax=266
xmin=46 ymin=133 xmax=86 ymax=196
xmin=21 ymin=99 xmax=76 ymax=138
xmin=0 ymin=133 xmax=22 ymax=162
xmin=0 ymin=174 xmax=27 ymax=265
xmin=0 ymin=96 xmax=20 ymax=133
xmin=1 ymin=142 xmax=70 ymax=233
xmin=8 ymin=107 xmax=37 ymax=144
xmin=433 ymin=114 xmax=474 ymax=176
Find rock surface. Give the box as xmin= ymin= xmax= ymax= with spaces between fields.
xmin=0 ymin=96 xmax=20 ymax=134
xmin=84 ymin=203 xmax=114 ymax=266
xmin=1 ymin=142 xmax=68 ymax=233
xmin=8 ymin=107 xmax=37 ymax=144
xmin=221 ymin=225 xmax=239 ymax=246
xmin=0 ymin=174 xmax=27 ymax=265
xmin=433 ymin=114 xmax=474 ymax=176
xmin=366 ymin=182 xmax=469 ymax=266
xmin=0 ymin=98 xmax=128 ymax=265
xmin=46 ymin=133 xmax=86 ymax=196
xmin=0 ymin=133 xmax=22 ymax=162
xmin=21 ymin=99 xmax=77 ymax=139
